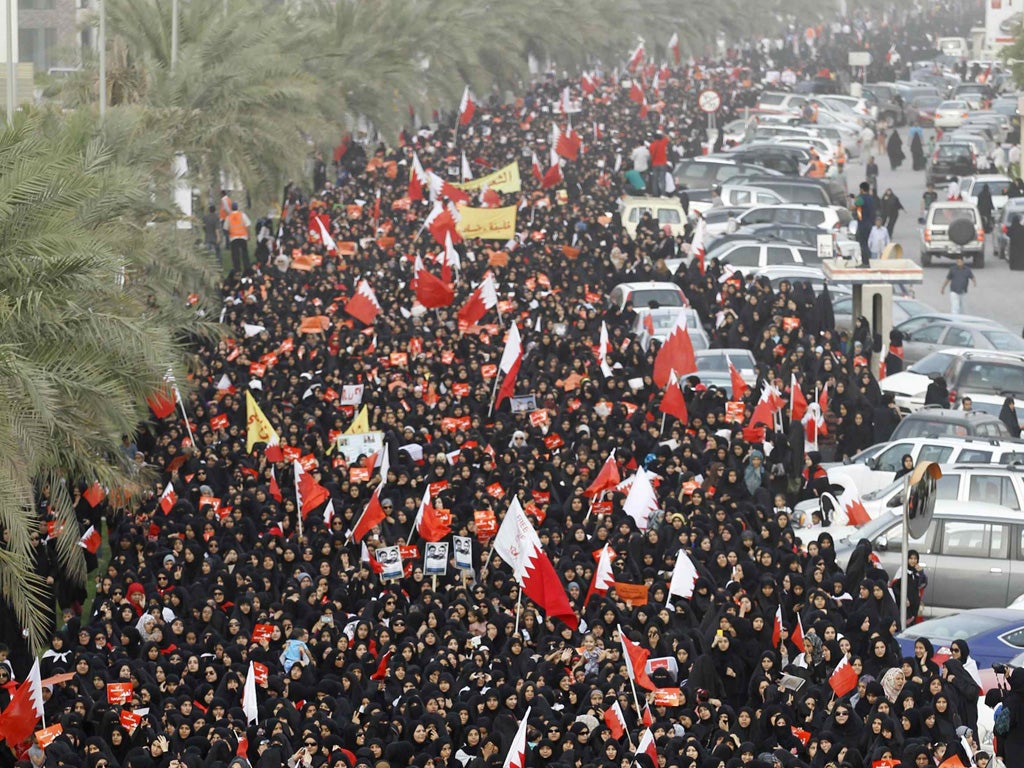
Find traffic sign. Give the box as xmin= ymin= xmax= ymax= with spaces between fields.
xmin=698 ymin=89 xmax=721 ymax=113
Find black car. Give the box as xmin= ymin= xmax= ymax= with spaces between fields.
xmin=925 ymin=142 xmax=977 ymax=186
xmin=717 ymin=146 xmax=808 ymax=176
xmin=738 ymin=222 xmax=834 ymax=248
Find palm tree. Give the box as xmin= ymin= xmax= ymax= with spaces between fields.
xmin=0 ymin=107 xmax=215 ymax=651
xmin=62 ymin=0 xmax=325 ymax=209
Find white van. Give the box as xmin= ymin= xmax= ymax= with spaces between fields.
xmin=621 ymin=196 xmax=687 ymax=238
xmin=824 ymin=435 xmax=1024 ymax=496
xmin=937 ymin=37 xmax=969 ymax=60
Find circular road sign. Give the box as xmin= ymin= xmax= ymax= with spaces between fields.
xmin=698 ymin=89 xmax=722 ymax=113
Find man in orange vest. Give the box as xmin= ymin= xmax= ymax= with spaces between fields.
xmin=224 ymin=201 xmax=251 ymax=273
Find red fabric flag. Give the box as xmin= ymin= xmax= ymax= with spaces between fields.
xmin=790 ymin=374 xmax=808 ymax=422
xmin=829 ymin=656 xmax=858 ymax=697
xmin=159 ymin=481 xmax=177 ymax=514
xmin=494 ymin=323 xmax=523 ymax=409
xmin=653 ymin=312 xmax=696 ymax=388
xmin=556 ymin=126 xmax=581 ymax=161
xmin=78 ymin=525 xmax=101 ymax=554
xmin=792 ymin=613 xmax=805 ymax=649
xmin=642 ymin=701 xmax=653 ymax=727
xmin=628 ymin=82 xmax=645 ymax=103
xmin=413 ymin=487 xmax=451 ymax=542
xmin=370 ymin=649 xmax=393 ymax=680
xmin=580 ymin=72 xmax=596 ymax=94
xmin=619 ymin=629 xmax=656 ymax=690
xmin=772 ymin=605 xmax=783 ymax=647
xmin=604 ymin=701 xmax=627 ymax=740
xmin=585 ymin=544 xmax=616 ymax=606
xmin=345 ymin=279 xmax=381 ymax=325
xmin=636 ymin=728 xmax=658 ymax=763
xmin=414 ymin=264 xmax=454 ymax=308
xmin=0 ymin=660 xmax=43 ymax=745
xmin=458 ymin=86 xmax=476 ymax=126
xmin=146 ymin=386 xmax=176 ymax=419
xmin=352 ymin=484 xmax=386 ymax=542
xmin=408 ymin=153 xmax=428 ymax=201
xmin=83 ymin=482 xmax=106 ymax=508
xmin=293 ymin=460 xmax=330 ymax=520
xmin=268 ymin=467 xmax=283 ymax=503
xmin=426 ymin=204 xmax=461 ymax=245
xmin=541 ymin=162 xmax=562 ymax=189
xmin=627 ymin=41 xmax=645 ymax=71
xmin=659 ymin=370 xmax=689 ymax=424
xmin=583 ymin=453 xmax=620 ymax=497
xmin=729 ymin=358 xmax=749 ymax=401
xmin=458 ymin=275 xmax=498 ymax=327
xmin=531 ymin=152 xmax=543 ymax=183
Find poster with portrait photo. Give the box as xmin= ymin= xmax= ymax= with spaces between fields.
xmin=376 ymin=545 xmax=403 ymax=581
xmin=424 ymin=541 xmax=449 ymax=576
xmin=453 ymin=535 xmax=473 ymax=570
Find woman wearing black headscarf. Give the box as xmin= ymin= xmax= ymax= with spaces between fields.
xmin=887 ymin=130 xmax=905 ymax=170
xmin=999 ymin=396 xmax=1021 ymax=438
xmin=941 ymin=656 xmax=979 ymax=733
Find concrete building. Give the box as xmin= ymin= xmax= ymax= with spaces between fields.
xmin=18 ymin=0 xmax=81 ymax=73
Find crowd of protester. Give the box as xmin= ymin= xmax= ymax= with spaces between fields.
xmin=0 ymin=3 xmax=1006 ymax=768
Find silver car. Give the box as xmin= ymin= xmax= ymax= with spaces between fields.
xmin=901 ymin=320 xmax=1024 ymax=365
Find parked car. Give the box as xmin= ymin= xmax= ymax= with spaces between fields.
xmin=895 ymin=608 xmax=1024 ymax=659
xmin=620 ymin=196 xmax=688 ymax=238
xmin=831 ymin=462 xmax=1024 ymax=523
xmin=686 ymin=184 xmax=786 ymax=215
xmin=608 ymin=281 xmax=686 ymax=311
xmin=743 ymin=175 xmax=848 ymax=208
xmin=934 ymin=100 xmax=972 ymax=128
xmin=673 ymin=158 xmax=782 ymax=190
xmin=905 ymin=94 xmax=943 ymax=126
xmin=831 ymin=294 xmax=935 ymax=333
xmin=832 ymin=501 xmax=1024 ymax=614
xmin=739 ymin=223 xmax=859 ymax=259
xmin=705 ymin=239 xmax=823 ymax=269
xmin=888 ymin=406 xmax=1013 ymax=440
xmin=823 ymin=435 xmax=1024 ymax=496
xmin=706 ymin=204 xmax=842 ymax=237
xmin=689 ymin=348 xmax=758 ymax=389
xmin=716 ymin=145 xmax=808 ymax=176
xmin=862 ymin=82 xmax=904 ymax=124
xmin=962 ymin=174 xmax=1011 ymax=216
xmin=925 ymin=143 xmax=978 ymax=188
xmin=899 ymin=320 xmax=1024 ymax=364
xmin=881 ymin=348 xmax=1024 ymax=415
xmin=756 ymin=91 xmax=809 ymax=117
xmin=633 ymin=307 xmax=709 ymax=352
xmin=919 ymin=201 xmax=985 ymax=267
xmin=954 ymin=82 xmax=996 ymax=110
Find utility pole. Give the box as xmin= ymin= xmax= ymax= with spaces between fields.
xmin=170 ymin=0 xmax=178 ymax=73
xmin=98 ymin=0 xmax=106 ymax=118
xmin=5 ymin=0 xmax=14 ymax=126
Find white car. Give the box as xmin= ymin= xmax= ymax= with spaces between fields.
xmin=633 ymin=307 xmax=709 ymax=352
xmin=933 ymin=100 xmax=971 ymax=129
xmin=715 ymin=204 xmax=842 ymax=237
xmin=822 ymin=435 xmax=1024 ymax=496
xmin=963 ymin=174 xmax=1012 ymax=215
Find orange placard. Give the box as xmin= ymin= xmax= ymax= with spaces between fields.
xmin=782 ymin=316 xmax=801 ymax=331
xmin=399 ymin=545 xmax=420 ymax=560
xmin=389 ymin=352 xmax=409 ymax=368
xmin=252 ymin=624 xmax=274 ymax=642
xmin=452 ymin=382 xmax=471 ymax=397
xmin=107 ymin=682 xmax=133 ymax=705
xmin=349 ymin=467 xmax=371 ymax=483
xmin=724 ymin=401 xmax=745 ymax=423
xmin=612 ymin=582 xmax=649 ymax=607
xmin=299 ymin=316 xmax=329 ymax=334
xmin=253 ymin=661 xmax=269 ymax=686
xmin=282 ymin=446 xmax=302 ymax=462
xmin=198 ymin=495 xmax=221 ymax=513
xmin=429 ymin=480 xmax=449 ymax=496
xmin=249 ymin=362 xmax=267 ymax=377
xmin=481 ymin=364 xmax=497 ymax=380
xmin=529 ymin=409 xmax=549 ymax=427
xmin=653 ymin=688 xmax=682 ymax=706
xmin=299 ymin=454 xmax=318 ymax=471
xmin=119 ymin=709 xmax=142 ymax=734
xmin=474 ymin=509 xmax=498 ymax=540
xmin=486 ymin=482 xmax=504 ymax=499
xmin=35 ymin=723 xmax=63 ymax=748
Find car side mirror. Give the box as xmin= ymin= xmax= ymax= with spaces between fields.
xmin=866 ymin=456 xmax=879 ymax=470
xmin=876 ymin=536 xmax=888 ymax=552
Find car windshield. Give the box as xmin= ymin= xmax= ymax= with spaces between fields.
xmin=897 ymin=298 xmax=935 ymax=318
xmin=646 ymin=312 xmax=683 ymax=332
xmin=935 ymin=146 xmax=971 ymax=161
xmin=975 ymin=181 xmax=1010 ymax=196
xmin=932 ymin=207 xmax=975 ymax=225
xmin=696 ymin=352 xmax=754 ymax=371
xmin=629 ymin=289 xmax=683 ymax=309
xmin=981 ymin=331 xmax=1024 ymax=351
xmin=960 ymin=361 xmax=1024 ymax=396
xmin=895 ymin=418 xmax=973 ymax=438
xmin=897 ymin=612 xmax=1012 ymax=641
xmin=907 ymin=352 xmax=957 ymax=376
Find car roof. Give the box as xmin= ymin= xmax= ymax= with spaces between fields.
xmin=695 ymin=348 xmax=754 ymax=356
xmin=612 ymin=281 xmax=684 ymax=292
xmin=902 ymin=407 xmax=1004 ymax=423
xmin=965 ymin=174 xmax=1011 ymax=183
xmin=622 ymin=196 xmax=684 ymax=206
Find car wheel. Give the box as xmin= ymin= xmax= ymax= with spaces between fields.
xmin=921 ymin=251 xmax=932 ymax=267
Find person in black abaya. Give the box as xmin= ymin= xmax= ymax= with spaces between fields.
xmin=1008 ymin=214 xmax=1024 ymax=270
xmin=886 ymin=130 xmax=905 ymax=170
xmin=910 ymin=130 xmax=926 ymax=171
xmin=924 ymin=374 xmax=950 ymax=408
xmin=977 ymin=184 xmax=995 ymax=234
xmin=999 ymin=396 xmax=1021 ymax=438
xmin=810 ymin=283 xmax=836 ymax=335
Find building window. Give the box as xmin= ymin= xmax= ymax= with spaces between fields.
xmin=19 ymin=27 xmax=56 ymax=71
xmin=19 ymin=0 xmax=57 ymax=9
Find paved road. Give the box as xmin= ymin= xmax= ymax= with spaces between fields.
xmin=854 ymin=126 xmax=1023 ymax=333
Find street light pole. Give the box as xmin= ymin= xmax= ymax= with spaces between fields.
xmin=170 ymin=0 xmax=178 ymax=73
xmin=5 ymin=0 xmax=14 ymax=126
xmin=1007 ymin=59 xmax=1024 ymax=180
xmin=98 ymin=0 xmax=106 ymax=118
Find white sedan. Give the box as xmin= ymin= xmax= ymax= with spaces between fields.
xmin=933 ymin=100 xmax=971 ymax=129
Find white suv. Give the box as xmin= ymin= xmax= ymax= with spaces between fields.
xmin=706 ymin=204 xmax=841 ymax=237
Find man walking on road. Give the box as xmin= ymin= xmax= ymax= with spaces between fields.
xmin=648 ymin=132 xmax=669 ymax=197
xmin=940 ymin=255 xmax=976 ymax=314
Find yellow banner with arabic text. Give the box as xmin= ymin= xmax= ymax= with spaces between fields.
xmin=451 ymin=160 xmax=521 ymax=193
xmin=456 ymin=205 xmax=518 ymax=240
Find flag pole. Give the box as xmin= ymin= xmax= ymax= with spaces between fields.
xmin=513 ymin=588 xmax=523 ymax=634
xmin=373 ymin=187 xmax=381 ymax=236
xmin=487 ymin=370 xmax=501 ymax=417
xmin=295 ymin=469 xmax=304 ymax=540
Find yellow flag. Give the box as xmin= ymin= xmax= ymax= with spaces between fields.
xmin=345 ymin=405 xmax=370 ymax=434
xmin=451 ymin=160 xmax=521 ymax=193
xmin=456 ymin=205 xmax=518 ymax=240
xmin=246 ymin=391 xmax=280 ymax=452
